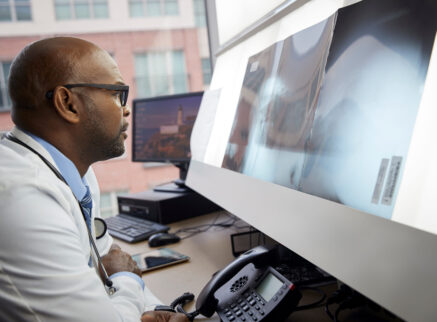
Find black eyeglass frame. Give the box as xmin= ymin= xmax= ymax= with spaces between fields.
xmin=46 ymin=83 xmax=129 ymax=107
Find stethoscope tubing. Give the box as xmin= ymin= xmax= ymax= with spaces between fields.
xmin=5 ymin=133 xmax=116 ymax=294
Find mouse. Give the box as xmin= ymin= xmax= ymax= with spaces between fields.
xmin=148 ymin=232 xmax=181 ymax=247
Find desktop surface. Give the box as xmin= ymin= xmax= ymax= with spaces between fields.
xmin=116 ymin=212 xmax=403 ymax=322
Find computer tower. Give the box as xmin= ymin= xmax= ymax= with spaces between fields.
xmin=117 ymin=188 xmax=221 ymax=224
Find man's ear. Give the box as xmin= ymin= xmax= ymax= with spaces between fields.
xmin=52 ymin=86 xmax=80 ymax=124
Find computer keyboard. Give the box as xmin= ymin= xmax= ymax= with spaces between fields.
xmin=105 ymin=214 xmax=169 ymax=243
xmin=275 ymin=263 xmax=335 ymax=286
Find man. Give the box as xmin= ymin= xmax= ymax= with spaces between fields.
xmin=0 ymin=37 xmax=187 ymax=321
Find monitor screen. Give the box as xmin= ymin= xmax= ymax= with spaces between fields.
xmin=187 ymin=0 xmax=437 ymax=321
xmin=132 ymin=92 xmax=203 ymax=163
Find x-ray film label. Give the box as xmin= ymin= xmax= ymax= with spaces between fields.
xmin=371 ymin=158 xmax=389 ymax=204
xmin=250 ymin=61 xmax=259 ymax=73
xmin=381 ymin=156 xmax=403 ymax=206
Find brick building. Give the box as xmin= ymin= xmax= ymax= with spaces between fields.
xmin=0 ymin=0 xmax=211 ymax=216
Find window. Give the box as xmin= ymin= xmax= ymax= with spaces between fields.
xmin=134 ymin=50 xmax=188 ymax=98
xmin=0 ymin=61 xmax=11 ymax=111
xmin=128 ymin=0 xmax=179 ymax=17
xmin=201 ymin=58 xmax=211 ymax=85
xmin=193 ymin=0 xmax=206 ymax=27
xmin=100 ymin=190 xmax=128 ymax=218
xmin=54 ymin=0 xmax=108 ymax=20
xmin=0 ymin=0 xmax=31 ymax=21
xmin=0 ymin=0 xmax=212 ymax=204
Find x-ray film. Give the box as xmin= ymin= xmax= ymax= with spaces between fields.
xmin=222 ymin=0 xmax=435 ymax=219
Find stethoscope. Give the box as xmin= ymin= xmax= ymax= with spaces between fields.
xmin=6 ymin=133 xmax=116 ymax=295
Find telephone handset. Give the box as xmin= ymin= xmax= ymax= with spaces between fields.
xmin=195 ymin=246 xmax=302 ymax=321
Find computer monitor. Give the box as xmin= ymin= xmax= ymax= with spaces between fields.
xmin=187 ymin=0 xmax=437 ymax=321
xmin=132 ymin=92 xmax=203 ymax=192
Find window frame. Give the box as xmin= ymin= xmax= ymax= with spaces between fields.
xmin=0 ymin=61 xmax=12 ymax=112
xmin=128 ymin=0 xmax=179 ymax=17
xmin=54 ymin=0 xmax=109 ymax=20
xmin=0 ymin=0 xmax=32 ymax=22
xmin=134 ymin=49 xmax=188 ymax=98
xmin=193 ymin=0 xmax=206 ymax=27
xmin=201 ymin=57 xmax=212 ymax=85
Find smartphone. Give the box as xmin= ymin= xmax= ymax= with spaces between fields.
xmin=132 ymin=248 xmax=190 ymax=272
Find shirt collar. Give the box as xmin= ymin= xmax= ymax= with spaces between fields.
xmin=24 ymin=130 xmax=88 ymax=201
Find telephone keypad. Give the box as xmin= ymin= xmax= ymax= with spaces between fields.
xmin=216 ymin=266 xmax=302 ymax=322
xmin=221 ymin=279 xmax=298 ymax=322
xmin=221 ymin=290 xmax=270 ymax=322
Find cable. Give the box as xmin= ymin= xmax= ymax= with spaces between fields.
xmin=170 ymin=292 xmax=194 ymax=308
xmin=293 ymin=286 xmax=327 ymax=311
xmin=324 ymin=285 xmax=350 ymax=321
xmin=167 ymin=292 xmax=199 ymax=321
xmin=334 ymin=301 xmax=348 ymax=322
xmin=173 ymin=212 xmax=244 ymax=240
xmin=324 ymin=284 xmax=379 ymax=322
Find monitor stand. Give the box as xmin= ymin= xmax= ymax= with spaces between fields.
xmin=153 ymin=162 xmax=192 ymax=193
xmin=153 ymin=179 xmax=192 ymax=193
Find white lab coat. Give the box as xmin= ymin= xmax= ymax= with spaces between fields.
xmin=0 ymin=127 xmax=159 ymax=321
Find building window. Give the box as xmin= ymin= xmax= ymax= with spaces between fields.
xmin=0 ymin=0 xmax=32 ymax=21
xmin=201 ymin=58 xmax=211 ymax=85
xmin=0 ymin=61 xmax=11 ymax=112
xmin=54 ymin=0 xmax=109 ymax=20
xmin=134 ymin=50 xmax=188 ymax=98
xmin=129 ymin=0 xmax=179 ymax=17
xmin=193 ymin=0 xmax=206 ymax=27
xmin=100 ymin=190 xmax=128 ymax=218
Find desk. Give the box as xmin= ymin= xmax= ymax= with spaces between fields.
xmin=117 ymin=211 xmax=239 ymax=321
xmin=116 ymin=212 xmax=401 ymax=322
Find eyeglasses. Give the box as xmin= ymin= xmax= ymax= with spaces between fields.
xmin=46 ymin=83 xmax=129 ymax=107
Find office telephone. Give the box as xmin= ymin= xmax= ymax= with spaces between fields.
xmin=194 ymin=245 xmax=302 ymax=321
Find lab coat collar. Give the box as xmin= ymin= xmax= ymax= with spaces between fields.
xmin=10 ymin=127 xmax=88 ymax=201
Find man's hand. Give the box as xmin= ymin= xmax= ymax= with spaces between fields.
xmin=141 ymin=311 xmax=189 ymax=322
xmin=100 ymin=246 xmax=141 ymax=278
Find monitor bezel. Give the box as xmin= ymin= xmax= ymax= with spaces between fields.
xmin=131 ymin=91 xmax=204 ymax=163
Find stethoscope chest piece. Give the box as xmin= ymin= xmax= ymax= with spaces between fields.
xmin=94 ymin=218 xmax=107 ymax=239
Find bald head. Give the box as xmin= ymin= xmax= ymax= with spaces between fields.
xmin=8 ymin=37 xmax=106 ymax=125
xmin=8 ymin=37 xmax=129 ymax=174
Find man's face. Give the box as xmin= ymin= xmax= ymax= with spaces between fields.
xmin=79 ymin=50 xmax=130 ymax=161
